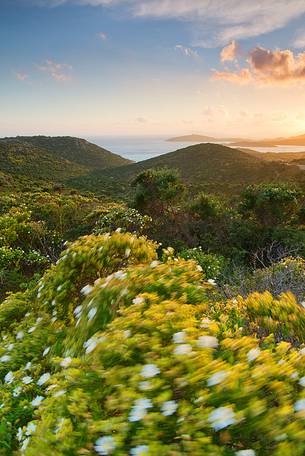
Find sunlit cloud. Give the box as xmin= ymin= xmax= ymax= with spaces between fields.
xmin=213 ymin=44 xmax=305 ymax=85
xmin=213 ymin=68 xmax=252 ymax=85
xmin=220 ymin=40 xmax=240 ymax=63
xmin=36 ymin=59 xmax=72 ymax=81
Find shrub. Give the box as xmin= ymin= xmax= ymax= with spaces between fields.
xmin=0 ymin=233 xmax=304 ymax=455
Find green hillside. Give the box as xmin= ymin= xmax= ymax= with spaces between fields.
xmin=0 ymin=136 xmax=131 ymax=188
xmin=71 ymin=142 xmax=305 ymax=196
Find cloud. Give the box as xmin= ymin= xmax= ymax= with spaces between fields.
xmin=15 ymin=72 xmax=29 ymax=81
xmin=213 ymin=68 xmax=252 ymax=84
xmin=213 ymin=45 xmax=305 ymax=85
xmin=175 ymin=45 xmax=199 ymax=59
xmin=97 ymin=31 xmax=107 ymax=40
xmin=36 ymin=59 xmax=72 ymax=81
xmin=27 ymin=1 xmax=305 ymax=47
xmin=220 ymin=40 xmax=240 ymax=63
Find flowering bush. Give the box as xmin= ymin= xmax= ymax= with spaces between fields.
xmin=0 ymin=232 xmax=305 ymax=455
xmin=94 ymin=207 xmax=152 ymax=235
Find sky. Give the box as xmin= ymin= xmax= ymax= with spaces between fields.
xmin=2 ymin=0 xmax=305 ymax=138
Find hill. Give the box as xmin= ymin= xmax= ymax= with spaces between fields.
xmin=167 ymin=134 xmax=217 ymax=142
xmin=70 ymin=142 xmax=305 ymax=196
xmin=167 ymin=134 xmax=249 ymax=142
xmin=0 ymin=136 xmax=131 ymax=189
xmin=232 ymin=133 xmax=305 ymax=147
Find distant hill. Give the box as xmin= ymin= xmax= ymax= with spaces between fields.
xmin=167 ymin=134 xmax=217 ymax=142
xmin=232 ymin=133 xmax=305 ymax=147
xmin=71 ymin=143 xmax=305 ymax=196
xmin=167 ymin=134 xmax=249 ymax=143
xmin=0 ymin=136 xmax=131 ymax=189
xmin=169 ymin=132 xmax=305 ymax=147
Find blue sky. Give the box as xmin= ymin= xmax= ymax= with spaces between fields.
xmin=2 ymin=1 xmax=305 ymax=137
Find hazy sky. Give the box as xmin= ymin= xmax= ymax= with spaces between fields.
xmin=3 ymin=0 xmax=305 ymax=137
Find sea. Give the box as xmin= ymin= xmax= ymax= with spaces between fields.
xmin=86 ymin=135 xmax=305 ymax=162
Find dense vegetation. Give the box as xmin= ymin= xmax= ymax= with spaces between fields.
xmin=0 ymin=137 xmax=305 ymax=455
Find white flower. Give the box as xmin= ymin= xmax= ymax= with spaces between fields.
xmin=88 ymin=307 xmax=97 ymax=321
xmin=94 ymin=436 xmax=116 ymax=455
xmin=129 ymin=398 xmax=152 ymax=422
xmin=60 ymin=357 xmax=72 ymax=368
xmin=16 ymin=331 xmax=24 ymax=340
xmin=84 ymin=337 xmax=98 ymax=354
xmin=299 ymin=376 xmax=305 ymax=387
xmin=28 ymin=326 xmax=36 ymax=333
xmin=13 ymin=386 xmax=22 ymax=397
xmin=22 ymin=376 xmax=33 ymax=384
xmin=197 ymin=336 xmax=218 ymax=349
xmin=37 ymin=372 xmax=51 ymax=386
xmin=200 ymin=318 xmax=212 ymax=328
xmin=0 ymin=355 xmax=11 ymax=362
xmin=21 ymin=437 xmax=30 ymax=452
xmin=247 ymin=348 xmax=260 ymax=362
xmin=43 ymin=347 xmax=50 ymax=356
xmin=130 ymin=445 xmax=149 ymax=455
xmin=4 ymin=371 xmax=14 ymax=384
xmin=74 ymin=305 xmax=83 ymax=317
xmin=7 ymin=344 xmax=14 ymax=351
xmin=25 ymin=362 xmax=31 ymax=370
xmin=208 ymin=406 xmax=236 ymax=430
xmin=25 ymin=422 xmax=36 ymax=435
xmin=172 ymin=331 xmax=186 ymax=344
xmin=129 ymin=406 xmax=148 ymax=422
xmin=36 ymin=317 xmax=42 ymax=324
xmin=132 ymin=296 xmax=145 ymax=305
xmin=150 ymin=260 xmax=160 ymax=268
xmin=141 ymin=364 xmax=160 ymax=378
xmin=81 ymin=285 xmax=93 ymax=296
xmin=161 ymin=400 xmax=178 ymax=416
xmin=114 ymin=271 xmax=127 ymax=280
xmin=17 ymin=427 xmax=23 ymax=442
xmin=31 ymin=395 xmax=45 ymax=407
xmin=207 ymin=370 xmax=228 ymax=386
xmin=207 ymin=279 xmax=216 ymax=286
xmin=53 ymin=389 xmax=66 ymax=397
xmin=125 ymin=248 xmax=131 ymax=258
xmin=174 ymin=344 xmax=192 ymax=355
xmin=294 ymin=398 xmax=305 ymax=412
xmin=235 ymin=451 xmax=256 ymax=456
xmin=123 ymin=330 xmax=131 ymax=339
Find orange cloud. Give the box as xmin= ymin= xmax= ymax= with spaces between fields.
xmin=213 ymin=45 xmax=305 ymax=85
xmin=220 ymin=40 xmax=240 ymax=63
xmin=213 ymin=68 xmax=252 ymax=84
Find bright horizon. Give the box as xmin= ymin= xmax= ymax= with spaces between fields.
xmin=3 ymin=1 xmax=305 ymax=138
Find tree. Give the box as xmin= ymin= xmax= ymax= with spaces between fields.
xmin=131 ymin=168 xmax=185 ymax=217
xmin=239 ymin=183 xmax=303 ymax=226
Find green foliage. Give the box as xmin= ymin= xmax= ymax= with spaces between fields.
xmin=239 ymin=184 xmax=303 ymax=226
xmin=132 ymin=168 xmax=185 ymax=216
xmin=0 ymin=233 xmax=304 ymax=455
xmin=179 ymin=247 xmax=226 ymax=280
xmin=94 ymin=207 xmax=152 ymax=235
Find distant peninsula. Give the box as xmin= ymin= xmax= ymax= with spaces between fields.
xmin=167 ymin=133 xmax=305 ymax=147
